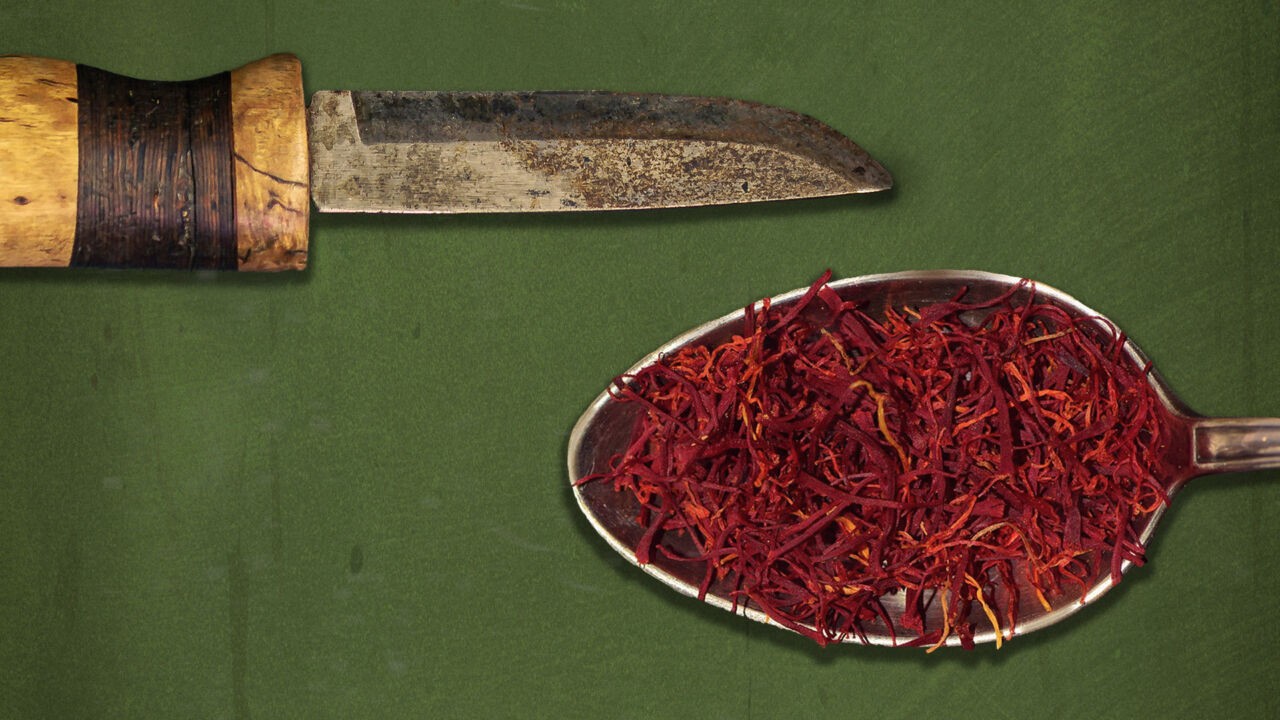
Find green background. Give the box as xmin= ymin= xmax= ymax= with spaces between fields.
xmin=2 ymin=1 xmax=1278 ymax=717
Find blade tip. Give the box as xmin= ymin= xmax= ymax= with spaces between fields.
xmin=840 ymin=160 xmax=893 ymax=195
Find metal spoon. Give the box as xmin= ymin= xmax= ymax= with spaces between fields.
xmin=567 ymin=270 xmax=1280 ymax=647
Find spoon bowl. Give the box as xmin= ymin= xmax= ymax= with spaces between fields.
xmin=568 ymin=270 xmax=1280 ymax=647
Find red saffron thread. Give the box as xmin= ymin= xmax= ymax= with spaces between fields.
xmin=580 ymin=272 xmax=1172 ymax=649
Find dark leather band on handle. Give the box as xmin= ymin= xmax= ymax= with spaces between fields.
xmin=0 ymin=54 xmax=309 ymax=271
xmin=72 ymin=65 xmax=238 ymax=268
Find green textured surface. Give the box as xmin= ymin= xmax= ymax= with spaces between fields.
xmin=2 ymin=1 xmax=1278 ymax=718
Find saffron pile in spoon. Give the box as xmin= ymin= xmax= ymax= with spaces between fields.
xmin=579 ymin=272 xmax=1172 ymax=649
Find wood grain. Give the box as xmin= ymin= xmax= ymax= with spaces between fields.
xmin=0 ymin=54 xmax=310 ymax=271
xmin=230 ymin=55 xmax=310 ymax=271
xmin=0 ymin=56 xmax=79 ymax=267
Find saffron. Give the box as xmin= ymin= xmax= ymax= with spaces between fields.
xmin=579 ymin=272 xmax=1172 ymax=648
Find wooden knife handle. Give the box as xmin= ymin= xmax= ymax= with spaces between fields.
xmin=0 ymin=54 xmax=309 ymax=271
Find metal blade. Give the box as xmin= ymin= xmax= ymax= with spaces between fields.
xmin=307 ymin=90 xmax=891 ymax=214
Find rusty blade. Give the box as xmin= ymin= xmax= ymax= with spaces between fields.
xmin=307 ymin=90 xmax=891 ymax=214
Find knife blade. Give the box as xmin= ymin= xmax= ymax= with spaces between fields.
xmin=0 ymin=54 xmax=891 ymax=272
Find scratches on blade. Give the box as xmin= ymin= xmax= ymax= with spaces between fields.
xmin=309 ymin=91 xmax=584 ymax=212
xmin=307 ymin=90 xmax=891 ymax=214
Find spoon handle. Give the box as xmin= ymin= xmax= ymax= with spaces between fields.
xmin=1192 ymin=417 xmax=1280 ymax=475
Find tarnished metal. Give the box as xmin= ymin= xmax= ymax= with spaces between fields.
xmin=307 ymin=90 xmax=891 ymax=214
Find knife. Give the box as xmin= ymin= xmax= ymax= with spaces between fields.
xmin=0 ymin=54 xmax=891 ymax=271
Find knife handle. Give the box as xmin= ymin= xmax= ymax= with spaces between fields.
xmin=0 ymin=54 xmax=309 ymax=271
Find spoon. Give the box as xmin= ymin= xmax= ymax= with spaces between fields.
xmin=567 ymin=270 xmax=1280 ymax=647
